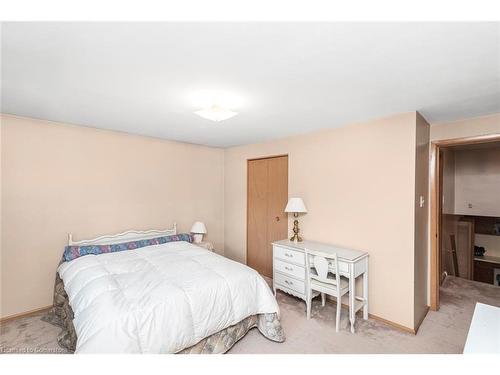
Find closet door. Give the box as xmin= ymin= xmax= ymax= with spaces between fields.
xmin=266 ymin=156 xmax=289 ymax=276
xmin=247 ymin=158 xmax=269 ymax=276
xmin=247 ymin=155 xmax=288 ymax=277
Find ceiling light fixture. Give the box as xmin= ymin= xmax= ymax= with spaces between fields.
xmin=194 ymin=104 xmax=238 ymax=122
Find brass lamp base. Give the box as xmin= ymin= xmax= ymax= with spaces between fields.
xmin=290 ymin=217 xmax=302 ymax=242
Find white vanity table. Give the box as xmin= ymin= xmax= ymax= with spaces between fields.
xmin=272 ymin=239 xmax=369 ymax=332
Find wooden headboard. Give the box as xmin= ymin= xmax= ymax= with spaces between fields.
xmin=67 ymin=223 xmax=177 ymax=246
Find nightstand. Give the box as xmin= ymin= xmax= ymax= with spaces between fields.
xmin=194 ymin=241 xmax=215 ymax=252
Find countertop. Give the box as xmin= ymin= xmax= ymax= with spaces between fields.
xmin=474 ymin=255 xmax=500 ymax=265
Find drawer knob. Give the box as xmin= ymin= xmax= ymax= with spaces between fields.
xmin=285 ymin=280 xmax=294 ymax=285
xmin=285 ymin=253 xmax=293 ymax=258
xmin=285 ymin=266 xmax=292 ymax=271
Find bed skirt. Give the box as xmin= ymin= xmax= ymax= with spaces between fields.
xmin=43 ymin=273 xmax=285 ymax=354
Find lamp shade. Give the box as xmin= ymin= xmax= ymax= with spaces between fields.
xmin=190 ymin=221 xmax=207 ymax=234
xmin=284 ymin=198 xmax=307 ymax=213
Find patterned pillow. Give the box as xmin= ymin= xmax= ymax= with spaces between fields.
xmin=63 ymin=233 xmax=193 ymax=262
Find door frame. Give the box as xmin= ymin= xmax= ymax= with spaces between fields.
xmin=430 ymin=133 xmax=500 ymax=311
xmin=246 ymin=154 xmax=289 ymax=271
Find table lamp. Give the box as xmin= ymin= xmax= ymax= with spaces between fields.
xmin=284 ymin=198 xmax=307 ymax=242
xmin=190 ymin=221 xmax=207 ymax=243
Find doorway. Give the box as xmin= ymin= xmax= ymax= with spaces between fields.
xmin=247 ymin=155 xmax=288 ymax=278
xmin=430 ymin=134 xmax=500 ymax=310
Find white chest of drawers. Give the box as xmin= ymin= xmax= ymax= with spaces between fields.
xmin=272 ymin=239 xmax=369 ymax=332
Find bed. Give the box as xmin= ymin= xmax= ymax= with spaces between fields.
xmin=46 ymin=224 xmax=284 ymax=353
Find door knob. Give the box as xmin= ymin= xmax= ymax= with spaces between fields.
xmin=275 ymin=216 xmax=280 ymax=221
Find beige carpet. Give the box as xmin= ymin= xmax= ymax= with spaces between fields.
xmin=1 ymin=276 xmax=499 ymax=354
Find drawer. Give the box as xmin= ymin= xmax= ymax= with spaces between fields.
xmin=274 ymin=259 xmax=305 ymax=280
xmin=303 ymin=255 xmax=349 ymax=274
xmin=274 ymin=272 xmax=305 ymax=294
xmin=324 ymin=259 xmax=349 ymax=274
xmin=274 ymin=246 xmax=305 ymax=265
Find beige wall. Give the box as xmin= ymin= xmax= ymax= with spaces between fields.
xmin=225 ymin=112 xmax=421 ymax=329
xmin=413 ymin=113 xmax=430 ymax=328
xmin=2 ymin=111 xmax=498 ymax=325
xmin=0 ymin=115 xmax=225 ymax=318
xmin=430 ymin=113 xmax=500 ymax=141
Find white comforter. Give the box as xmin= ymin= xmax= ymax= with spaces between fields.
xmin=57 ymin=241 xmax=279 ymax=353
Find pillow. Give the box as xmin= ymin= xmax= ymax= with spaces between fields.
xmin=63 ymin=233 xmax=193 ymax=262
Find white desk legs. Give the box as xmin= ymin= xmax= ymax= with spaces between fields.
xmin=363 ymin=266 xmax=369 ymax=320
xmin=349 ymin=263 xmax=355 ymax=333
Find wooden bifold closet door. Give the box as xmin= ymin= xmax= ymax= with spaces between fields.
xmin=247 ymin=155 xmax=288 ymax=278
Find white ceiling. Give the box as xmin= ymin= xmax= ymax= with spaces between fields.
xmin=2 ymin=22 xmax=499 ymax=147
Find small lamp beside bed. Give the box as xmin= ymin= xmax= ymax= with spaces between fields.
xmin=190 ymin=221 xmax=207 ymax=243
xmin=284 ymin=197 xmax=307 ymax=242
